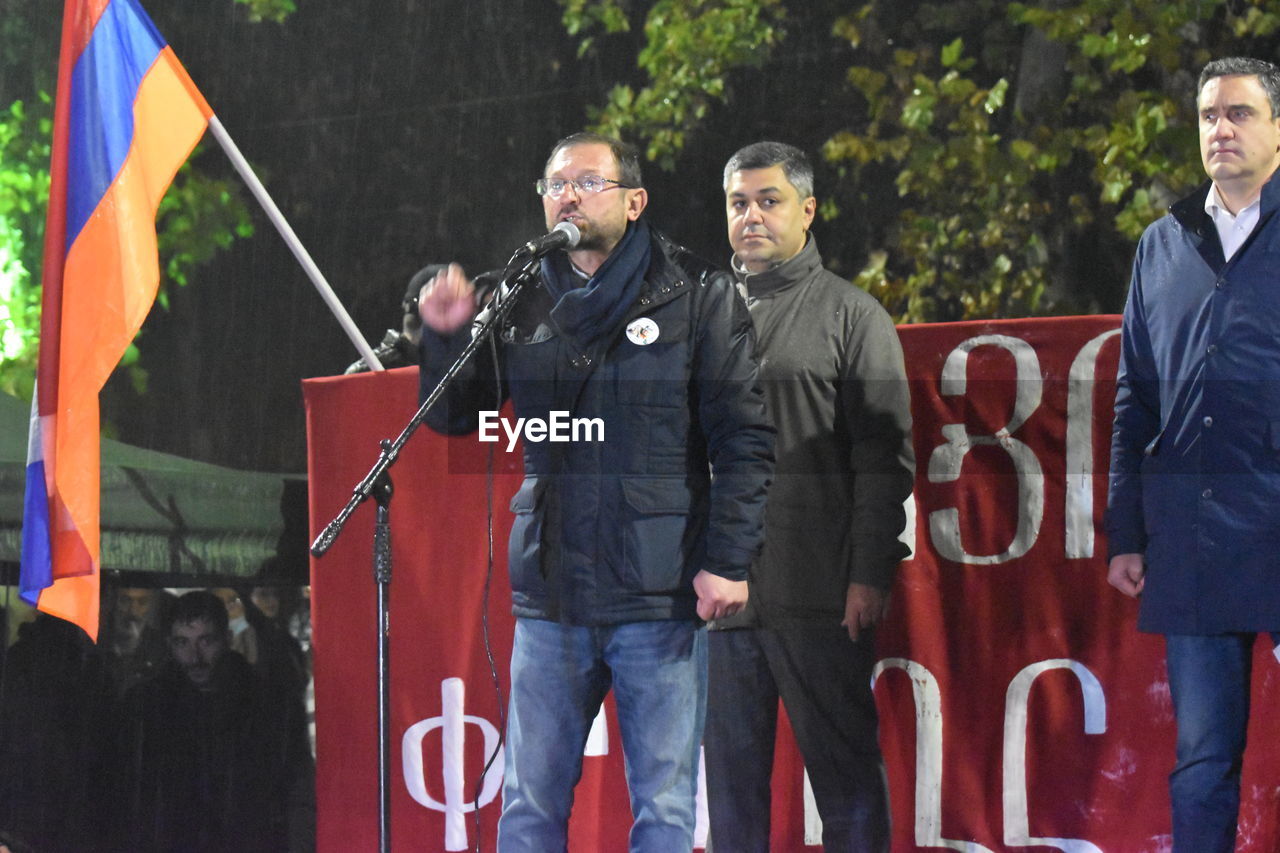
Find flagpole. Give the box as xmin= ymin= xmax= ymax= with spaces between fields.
xmin=206 ymin=115 xmax=385 ymax=371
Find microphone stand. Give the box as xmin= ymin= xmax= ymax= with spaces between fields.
xmin=310 ymin=251 xmax=539 ymax=853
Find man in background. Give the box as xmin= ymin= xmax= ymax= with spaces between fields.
xmin=113 ymin=589 xmax=314 ymax=852
xmin=103 ymin=584 xmax=170 ymax=697
xmin=705 ymin=141 xmax=914 ymax=852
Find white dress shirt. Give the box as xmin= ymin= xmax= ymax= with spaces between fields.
xmin=1204 ymin=184 xmax=1261 ymax=262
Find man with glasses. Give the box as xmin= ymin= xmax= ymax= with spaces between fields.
xmin=417 ymin=132 xmax=774 ymax=851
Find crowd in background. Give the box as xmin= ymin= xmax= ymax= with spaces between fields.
xmin=0 ymin=579 xmax=315 ymax=852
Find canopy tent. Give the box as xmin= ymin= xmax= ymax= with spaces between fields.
xmin=0 ymin=392 xmax=308 ymax=587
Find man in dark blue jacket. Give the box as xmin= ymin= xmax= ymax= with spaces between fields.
xmin=1108 ymin=57 xmax=1280 ymax=853
xmin=417 ymin=132 xmax=774 ymax=851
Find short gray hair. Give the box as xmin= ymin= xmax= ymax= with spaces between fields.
xmin=1198 ymin=57 xmax=1280 ymax=117
xmin=723 ymin=141 xmax=814 ymax=200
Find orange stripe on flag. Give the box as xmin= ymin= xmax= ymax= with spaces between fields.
xmin=60 ymin=49 xmax=209 ymax=397
xmin=39 ymin=46 xmax=209 ymax=639
xmin=31 ymin=573 xmax=100 ymax=635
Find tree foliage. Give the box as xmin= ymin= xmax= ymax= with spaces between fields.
xmin=560 ymin=0 xmax=1280 ymax=322
xmin=234 ymin=0 xmax=297 ymax=24
xmin=559 ymin=0 xmax=787 ymax=170
xmin=0 ymin=96 xmax=49 ymax=400
xmin=0 ymin=2 xmax=278 ymax=400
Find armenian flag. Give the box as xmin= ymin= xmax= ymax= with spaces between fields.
xmin=20 ymin=0 xmax=212 ymax=639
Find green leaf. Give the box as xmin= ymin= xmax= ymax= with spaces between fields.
xmin=983 ymin=78 xmax=1008 ymax=114
xmin=941 ymin=37 xmax=964 ymax=68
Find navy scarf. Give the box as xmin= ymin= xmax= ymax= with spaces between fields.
xmin=540 ymin=217 xmax=652 ymax=348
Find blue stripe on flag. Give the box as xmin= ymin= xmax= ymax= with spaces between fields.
xmin=65 ymin=0 xmax=166 ymax=249
xmin=20 ymin=458 xmax=53 ymax=603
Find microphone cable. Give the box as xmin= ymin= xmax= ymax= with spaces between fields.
xmin=471 ymin=265 xmax=516 ymax=853
xmin=465 ymin=238 xmax=558 ymax=851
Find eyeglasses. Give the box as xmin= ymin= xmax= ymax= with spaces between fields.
xmin=535 ymin=174 xmax=637 ymax=198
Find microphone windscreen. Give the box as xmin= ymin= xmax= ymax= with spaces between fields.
xmin=553 ymin=220 xmax=581 ymax=249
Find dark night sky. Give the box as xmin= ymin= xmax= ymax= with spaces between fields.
xmin=105 ymin=0 xmax=606 ymax=473
xmin=3 ymin=0 xmax=878 ymax=474
xmin=92 ymin=0 xmax=865 ymax=474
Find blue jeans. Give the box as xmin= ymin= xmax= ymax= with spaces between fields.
xmin=1164 ymin=632 xmax=1260 ymax=853
xmin=497 ymin=617 xmax=707 ymax=853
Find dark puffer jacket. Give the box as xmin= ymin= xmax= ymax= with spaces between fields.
xmin=421 ymin=229 xmax=774 ymax=625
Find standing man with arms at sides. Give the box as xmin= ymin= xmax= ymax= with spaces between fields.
xmin=1107 ymin=57 xmax=1280 ymax=853
xmin=416 ymin=132 xmax=774 ymax=852
xmin=704 ymin=141 xmax=914 ymax=852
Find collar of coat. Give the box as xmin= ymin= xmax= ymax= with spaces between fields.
xmin=1168 ymin=175 xmax=1280 ymax=271
xmin=732 ymin=234 xmax=824 ymax=300
xmin=1171 ymin=174 xmax=1280 ymax=236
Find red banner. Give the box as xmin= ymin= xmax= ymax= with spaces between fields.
xmin=305 ymin=315 xmax=1280 ymax=852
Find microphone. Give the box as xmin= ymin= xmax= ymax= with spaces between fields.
xmin=470 ymin=225 xmax=579 ymax=340
xmin=517 ymin=221 xmax=581 ymax=258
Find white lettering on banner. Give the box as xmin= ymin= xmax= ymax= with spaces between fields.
xmin=585 ymin=704 xmax=608 ymax=756
xmin=401 ymin=678 xmax=503 ymax=852
xmin=928 ymin=335 xmax=1046 ymax=565
xmin=900 ymin=491 xmax=918 ymax=560
xmin=695 ymin=748 xmax=709 ymax=848
xmin=872 ymin=658 xmax=995 ymax=852
xmin=926 ymin=332 xmax=1123 ymax=564
xmin=476 ymin=410 xmax=605 ymax=452
xmin=1064 ymin=330 xmax=1121 ymax=559
xmin=802 ymin=769 xmax=823 ymax=845
xmin=1003 ymin=660 xmax=1106 ymax=853
xmin=874 ymin=657 xmax=1108 ymax=852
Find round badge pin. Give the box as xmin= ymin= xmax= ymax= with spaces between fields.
xmin=626 ymin=317 xmax=660 ymax=346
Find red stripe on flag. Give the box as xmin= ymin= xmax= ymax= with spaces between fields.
xmin=67 ymin=0 xmax=113 ymax=60
xmin=37 ymin=0 xmax=115 ymax=418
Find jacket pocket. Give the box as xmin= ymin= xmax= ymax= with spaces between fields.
xmin=1139 ymin=428 xmax=1169 ymax=535
xmin=619 ymin=476 xmax=694 ymax=592
xmin=508 ymin=477 xmax=545 ymax=589
xmin=1143 ymin=428 xmax=1165 ymax=457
